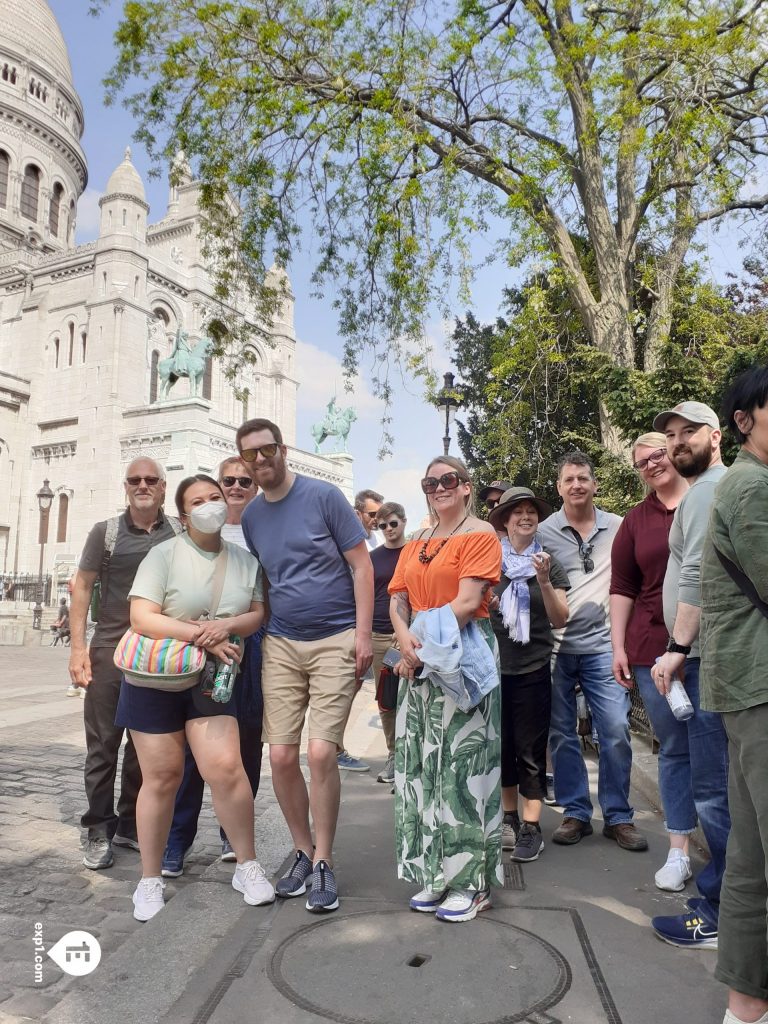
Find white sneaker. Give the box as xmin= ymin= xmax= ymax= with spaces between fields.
xmin=655 ymin=850 xmax=692 ymax=891
xmin=435 ymin=888 xmax=491 ymax=923
xmin=66 ymin=685 xmax=79 ymax=697
xmin=232 ymin=860 xmax=275 ymax=906
xmin=132 ymin=877 xmax=165 ymax=921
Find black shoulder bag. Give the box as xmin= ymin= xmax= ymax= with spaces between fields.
xmin=714 ymin=547 xmax=768 ymax=620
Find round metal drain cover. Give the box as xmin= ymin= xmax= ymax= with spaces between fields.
xmin=268 ymin=908 xmax=570 ymax=1024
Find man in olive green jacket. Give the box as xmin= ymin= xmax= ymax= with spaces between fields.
xmin=700 ymin=365 xmax=768 ymax=1024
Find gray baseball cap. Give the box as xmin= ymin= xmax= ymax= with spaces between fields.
xmin=652 ymin=401 xmax=720 ymax=432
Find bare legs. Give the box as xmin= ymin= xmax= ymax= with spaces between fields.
xmin=270 ymin=739 xmax=340 ymax=864
xmin=502 ymin=785 xmax=542 ymax=825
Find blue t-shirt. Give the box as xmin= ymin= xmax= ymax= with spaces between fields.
xmin=241 ymin=475 xmax=366 ymax=641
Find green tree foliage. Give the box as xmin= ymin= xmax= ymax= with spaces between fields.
xmin=452 ymin=260 xmax=768 ymax=513
xmin=98 ymin=0 xmax=768 ymax=448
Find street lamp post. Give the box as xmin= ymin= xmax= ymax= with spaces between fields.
xmin=436 ymin=371 xmax=461 ymax=456
xmin=32 ymin=479 xmax=54 ymax=630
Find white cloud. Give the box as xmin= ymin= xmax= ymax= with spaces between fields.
xmin=294 ymin=339 xmax=381 ymax=416
xmin=372 ymin=462 xmax=430 ymax=529
xmin=74 ymin=188 xmax=103 ymax=243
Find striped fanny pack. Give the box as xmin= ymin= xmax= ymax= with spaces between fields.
xmin=113 ymin=631 xmax=206 ymax=691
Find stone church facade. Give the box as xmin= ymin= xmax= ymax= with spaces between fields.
xmin=0 ymin=0 xmax=352 ymax=583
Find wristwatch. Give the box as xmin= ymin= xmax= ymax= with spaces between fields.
xmin=665 ymin=637 xmax=691 ymax=656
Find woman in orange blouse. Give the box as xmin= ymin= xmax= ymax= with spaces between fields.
xmin=388 ymin=455 xmax=503 ymax=923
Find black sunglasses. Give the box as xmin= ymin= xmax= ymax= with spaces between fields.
xmin=421 ymin=472 xmax=465 ymax=494
xmin=374 ymin=519 xmax=401 ymax=530
xmin=239 ymin=443 xmax=279 ymax=462
xmin=485 ymin=497 xmax=501 ymax=510
xmin=632 ymin=448 xmax=666 ymax=471
xmin=126 ymin=475 xmax=161 ymax=486
xmin=578 ymin=541 xmax=594 ymax=574
xmin=221 ymin=476 xmax=253 ymax=488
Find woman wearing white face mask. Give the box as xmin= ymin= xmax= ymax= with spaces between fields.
xmin=115 ymin=474 xmax=272 ymax=922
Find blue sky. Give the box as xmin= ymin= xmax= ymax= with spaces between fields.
xmin=48 ymin=1 xmax=755 ymax=522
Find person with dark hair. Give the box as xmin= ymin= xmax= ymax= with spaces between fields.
xmin=388 ymin=455 xmax=502 ymax=922
xmin=698 ymin=366 xmax=768 ymax=1024
xmin=649 ymin=402 xmax=731 ymax=950
xmin=369 ymin=500 xmax=408 ymax=784
xmin=539 ymin=452 xmax=647 ymax=852
xmin=115 ymin=474 xmax=272 ymax=921
xmin=238 ymin=420 xmax=373 ymax=914
xmin=488 ymin=487 xmax=570 ymax=863
xmin=161 ymin=456 xmax=265 ymax=877
xmin=611 ymin=432 xmax=692 ymax=890
xmin=354 ymin=488 xmax=385 ymax=551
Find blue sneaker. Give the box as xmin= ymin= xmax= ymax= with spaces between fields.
xmin=337 ymin=750 xmax=370 ymax=772
xmin=306 ymin=860 xmax=339 ymax=912
xmin=161 ymin=846 xmax=190 ymax=879
xmin=651 ymin=909 xmax=718 ymax=948
xmin=276 ymin=850 xmax=314 ymax=898
xmin=409 ymin=887 xmax=448 ymax=913
xmin=435 ymin=888 xmax=491 ymax=923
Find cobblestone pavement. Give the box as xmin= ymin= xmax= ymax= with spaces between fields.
xmin=0 ymin=644 xmax=379 ymax=1023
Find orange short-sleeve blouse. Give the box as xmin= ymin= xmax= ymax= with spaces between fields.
xmin=388 ymin=529 xmax=502 ymax=617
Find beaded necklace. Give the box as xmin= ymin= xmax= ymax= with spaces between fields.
xmin=418 ymin=514 xmax=469 ymax=565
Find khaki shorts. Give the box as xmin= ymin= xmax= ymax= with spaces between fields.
xmin=261 ymin=628 xmax=357 ymax=745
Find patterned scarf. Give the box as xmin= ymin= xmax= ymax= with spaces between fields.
xmin=499 ymin=537 xmax=541 ymax=644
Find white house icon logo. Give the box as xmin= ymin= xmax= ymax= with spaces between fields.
xmin=48 ymin=931 xmax=102 ymax=977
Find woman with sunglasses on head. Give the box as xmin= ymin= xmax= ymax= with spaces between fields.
xmin=116 ymin=474 xmax=274 ymax=922
xmin=610 ymin=431 xmax=691 ymax=891
xmin=488 ymin=488 xmax=570 ymax=864
xmin=388 ymin=457 xmax=502 ymax=923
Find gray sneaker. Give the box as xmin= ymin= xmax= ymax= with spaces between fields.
xmin=511 ymin=823 xmax=544 ymax=862
xmin=82 ymin=836 xmax=114 ymax=870
xmin=501 ymin=811 xmax=520 ymax=849
xmin=276 ymin=850 xmax=314 ymax=898
xmin=306 ymin=859 xmax=339 ymax=913
xmin=377 ymin=753 xmax=395 ymax=784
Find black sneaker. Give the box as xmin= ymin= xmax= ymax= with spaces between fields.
xmin=511 ymin=823 xmax=544 ymax=862
xmin=306 ymin=860 xmax=339 ymax=913
xmin=501 ymin=811 xmax=520 ymax=850
xmin=276 ymin=850 xmax=314 ymax=898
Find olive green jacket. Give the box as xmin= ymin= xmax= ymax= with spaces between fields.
xmin=700 ymin=448 xmax=768 ymax=712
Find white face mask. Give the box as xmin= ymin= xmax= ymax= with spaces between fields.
xmin=188 ymin=501 xmax=228 ymax=534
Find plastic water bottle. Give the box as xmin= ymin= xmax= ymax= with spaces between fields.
xmin=666 ymin=677 xmax=694 ymax=721
xmin=655 ymin=657 xmax=694 ymax=720
xmin=212 ymin=635 xmax=240 ymax=704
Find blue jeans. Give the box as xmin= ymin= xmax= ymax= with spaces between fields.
xmin=166 ymin=631 xmax=264 ymax=851
xmin=550 ymin=651 xmax=633 ymax=826
xmin=675 ymin=658 xmax=730 ymax=926
xmin=633 ymin=666 xmax=697 ymax=834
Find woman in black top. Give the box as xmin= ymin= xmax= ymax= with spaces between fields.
xmin=489 ymin=487 xmax=569 ymax=863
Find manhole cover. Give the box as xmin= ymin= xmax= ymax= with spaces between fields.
xmin=268 ymin=908 xmax=570 ymax=1024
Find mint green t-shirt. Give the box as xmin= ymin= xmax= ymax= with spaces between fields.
xmin=129 ymin=533 xmax=263 ymax=620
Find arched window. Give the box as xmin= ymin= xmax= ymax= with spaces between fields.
xmin=134 ymin=275 xmax=139 ymax=298
xmin=0 ymin=150 xmax=8 ymax=209
xmin=53 ymin=337 xmax=60 ymax=368
xmin=81 ymin=332 xmax=87 ymax=362
xmin=56 ymin=494 xmax=68 ymax=543
xmin=203 ymin=356 xmax=213 ymax=400
xmin=68 ymin=199 xmax=75 ymax=242
xmin=68 ymin=323 xmax=74 ymax=366
xmin=20 ymin=165 xmax=40 ymax=221
xmin=49 ymin=182 xmax=64 ymax=236
xmin=149 ymin=350 xmax=160 ymax=403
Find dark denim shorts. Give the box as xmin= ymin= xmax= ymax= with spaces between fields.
xmin=115 ymin=676 xmax=238 ymax=734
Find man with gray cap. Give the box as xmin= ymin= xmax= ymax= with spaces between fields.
xmin=649 ymin=401 xmax=731 ymax=950
xmin=479 ymin=480 xmax=514 ymax=513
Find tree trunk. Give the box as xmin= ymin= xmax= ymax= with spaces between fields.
xmin=585 ymin=300 xmax=635 ymax=456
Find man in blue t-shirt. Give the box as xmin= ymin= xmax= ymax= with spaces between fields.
xmin=238 ymin=418 xmax=373 ymax=914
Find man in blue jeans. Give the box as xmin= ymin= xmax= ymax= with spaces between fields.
xmin=650 ymin=401 xmax=731 ymax=950
xmin=539 ymin=452 xmax=648 ymax=852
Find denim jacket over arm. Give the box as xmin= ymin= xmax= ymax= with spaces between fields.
xmin=409 ymin=605 xmax=499 ymax=712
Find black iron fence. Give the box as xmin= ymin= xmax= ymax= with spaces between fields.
xmin=0 ymin=574 xmax=54 ymax=604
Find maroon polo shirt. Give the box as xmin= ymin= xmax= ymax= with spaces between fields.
xmin=610 ymin=491 xmax=677 ymax=666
